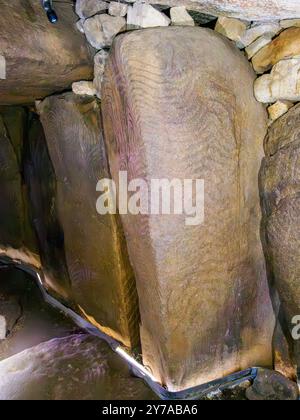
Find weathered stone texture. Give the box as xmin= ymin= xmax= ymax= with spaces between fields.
xmin=25 ymin=114 xmax=72 ymax=301
xmin=130 ymin=0 xmax=300 ymax=21
xmin=252 ymin=27 xmax=300 ymax=74
xmin=36 ymin=94 xmax=139 ymax=348
xmin=0 ymin=334 xmax=155 ymax=400
xmin=0 ymin=0 xmax=94 ymax=105
xmin=76 ymin=0 xmax=108 ymax=19
xmin=0 ymin=107 xmax=39 ymax=267
xmin=260 ymin=103 xmax=300 ymax=369
xmin=254 ymin=59 xmax=300 ymax=104
xmin=246 ymin=369 xmax=298 ymax=400
xmin=102 ymin=27 xmax=275 ymax=391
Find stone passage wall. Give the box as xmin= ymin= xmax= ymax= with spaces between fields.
xmin=74 ymin=1 xmax=300 ymax=128
xmin=260 ymin=104 xmax=300 ymax=378
xmin=0 ymin=0 xmax=94 ymax=105
xmin=102 ymin=27 xmax=275 ymax=391
xmin=35 ymin=94 xmax=140 ymax=348
xmin=0 ymin=107 xmax=40 ymax=267
xmin=2 ymin=0 xmax=300 ymax=393
xmin=0 ymin=98 xmax=140 ymax=350
xmin=213 ymin=16 xmax=300 ymax=124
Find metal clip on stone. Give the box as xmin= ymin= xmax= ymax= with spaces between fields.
xmin=41 ymin=0 xmax=58 ymax=24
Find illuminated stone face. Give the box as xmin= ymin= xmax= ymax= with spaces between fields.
xmin=34 ymin=94 xmax=140 ymax=349
xmin=102 ymin=27 xmax=275 ymax=391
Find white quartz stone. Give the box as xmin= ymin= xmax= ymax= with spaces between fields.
xmin=170 ymin=6 xmax=194 ymax=26
xmin=127 ymin=3 xmax=170 ymax=28
xmin=72 ymin=81 xmax=97 ymax=97
xmin=254 ymin=59 xmax=300 ymax=103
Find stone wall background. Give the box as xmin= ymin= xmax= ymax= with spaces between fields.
xmin=0 ymin=0 xmax=299 ymax=399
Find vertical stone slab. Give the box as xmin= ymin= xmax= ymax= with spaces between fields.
xmin=0 ymin=106 xmax=39 ymax=267
xmin=37 ymin=94 xmax=139 ymax=348
xmin=102 ymin=27 xmax=275 ymax=391
xmin=25 ymin=113 xmax=72 ymax=301
xmin=260 ymin=103 xmax=300 ymax=377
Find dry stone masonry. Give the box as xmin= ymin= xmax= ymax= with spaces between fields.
xmin=73 ymin=1 xmax=300 ymax=125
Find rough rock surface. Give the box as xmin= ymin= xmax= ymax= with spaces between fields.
xmin=135 ymin=0 xmax=300 ymax=21
xmin=76 ymin=19 xmax=85 ymax=34
xmin=237 ymin=22 xmax=281 ymax=49
xmin=215 ymin=16 xmax=248 ymax=42
xmin=280 ymin=19 xmax=300 ymax=29
xmin=127 ymin=3 xmax=170 ymax=28
xmin=272 ymin=314 xmax=297 ymax=381
xmin=0 ymin=0 xmax=94 ymax=105
xmin=170 ymin=6 xmax=194 ymax=26
xmin=0 ymin=334 xmax=155 ymax=400
xmin=0 ymin=268 xmax=77 ymax=362
xmin=246 ymin=369 xmax=299 ymax=400
xmin=252 ymin=27 xmax=300 ymax=74
xmin=108 ymin=1 xmax=128 ymax=17
xmin=245 ymin=35 xmax=273 ymax=60
xmin=72 ymin=81 xmax=97 ymax=97
xmin=0 ymin=107 xmax=39 ymax=267
xmin=94 ymin=50 xmax=109 ymax=99
xmin=24 ymin=114 xmax=72 ymax=301
xmin=36 ymin=94 xmax=139 ymax=349
xmin=84 ymin=14 xmax=126 ymax=49
xmin=260 ymin=103 xmax=300 ymax=371
xmin=254 ymin=59 xmax=300 ymax=103
xmin=102 ymin=27 xmax=275 ymax=391
xmin=267 ymin=100 xmax=294 ymax=122
xmin=76 ymin=0 xmax=108 ymax=19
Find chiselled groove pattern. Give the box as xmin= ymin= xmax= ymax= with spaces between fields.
xmin=260 ymin=103 xmax=300 ymax=368
xmin=36 ymin=94 xmax=140 ymax=349
xmin=102 ymin=27 xmax=274 ymax=391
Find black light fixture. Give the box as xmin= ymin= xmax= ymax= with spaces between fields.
xmin=41 ymin=0 xmax=58 ymax=24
